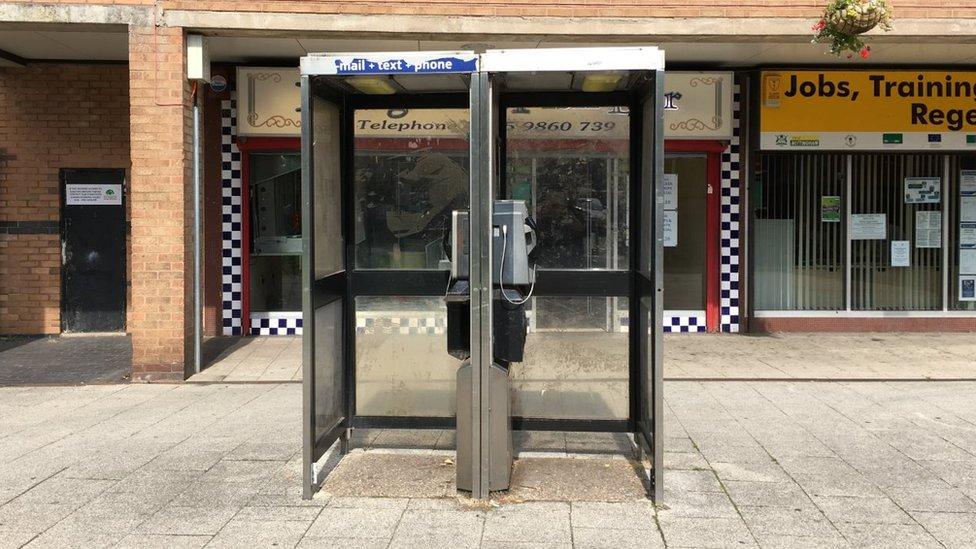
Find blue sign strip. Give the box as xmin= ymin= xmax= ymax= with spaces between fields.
xmin=334 ymin=56 xmax=477 ymax=75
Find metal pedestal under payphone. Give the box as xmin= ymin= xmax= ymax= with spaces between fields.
xmin=447 ymin=200 xmax=535 ymax=491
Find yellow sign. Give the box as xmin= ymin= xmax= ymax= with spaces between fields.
xmin=761 ymin=70 xmax=976 ymax=150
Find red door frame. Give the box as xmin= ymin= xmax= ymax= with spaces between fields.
xmin=235 ymin=136 xmax=726 ymax=334
xmin=664 ymin=140 xmax=726 ymax=332
xmin=235 ymin=137 xmax=301 ymax=336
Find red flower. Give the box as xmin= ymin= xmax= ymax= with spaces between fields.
xmin=860 ymin=46 xmax=871 ymax=59
xmin=812 ymin=19 xmax=826 ymax=31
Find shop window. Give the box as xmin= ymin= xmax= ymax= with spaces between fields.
xmin=663 ymin=154 xmax=708 ymax=311
xmin=353 ymin=108 xmax=469 ymax=269
xmin=948 ymin=156 xmax=976 ymax=311
xmin=249 ymin=152 xmax=302 ymax=312
xmin=754 ymin=154 xmax=846 ymax=310
xmin=851 ymin=155 xmax=943 ymax=311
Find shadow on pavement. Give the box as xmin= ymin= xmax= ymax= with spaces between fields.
xmin=0 ymin=335 xmax=131 ymax=386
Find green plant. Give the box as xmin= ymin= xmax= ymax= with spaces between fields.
xmin=812 ymin=0 xmax=893 ymax=58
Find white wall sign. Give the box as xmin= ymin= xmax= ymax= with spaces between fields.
xmin=960 ymin=275 xmax=976 ymax=301
xmin=891 ymin=240 xmax=910 ymax=267
xmin=663 ymin=210 xmax=677 ymax=248
xmin=961 ymin=170 xmax=976 ymax=195
xmin=960 ymin=222 xmax=976 ymax=249
xmin=961 ymin=249 xmax=976 ymax=275
xmin=904 ymin=177 xmax=941 ymax=204
xmin=236 ymin=68 xmax=733 ymax=140
xmin=664 ymin=72 xmax=734 ymax=139
xmin=851 ymin=213 xmax=886 ymax=240
xmin=662 ymin=174 xmax=678 ymax=210
xmin=237 ymin=67 xmax=302 ymax=137
xmin=915 ymin=211 xmax=942 ymax=249
xmin=962 ymin=196 xmax=976 ymax=223
xmin=65 ymin=184 xmax=122 ymax=206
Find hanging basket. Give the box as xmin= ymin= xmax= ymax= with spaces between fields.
xmin=827 ymin=1 xmax=885 ymax=35
xmin=813 ymin=0 xmax=893 ymax=58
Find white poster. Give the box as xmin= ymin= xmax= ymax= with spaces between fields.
xmin=960 ymin=222 xmax=976 ymax=249
xmin=962 ymin=196 xmax=976 ymax=222
xmin=904 ymin=177 xmax=941 ymax=204
xmin=915 ymin=211 xmax=942 ymax=249
xmin=891 ymin=240 xmax=910 ymax=267
xmin=960 ymin=276 xmax=976 ymax=301
xmin=851 ymin=214 xmax=886 ymax=240
xmin=961 ymin=170 xmax=976 ymax=196
xmin=65 ymin=184 xmax=122 ymax=206
xmin=662 ymin=173 xmax=678 ymax=211
xmin=663 ymin=210 xmax=677 ymax=248
xmin=961 ymin=249 xmax=976 ymax=275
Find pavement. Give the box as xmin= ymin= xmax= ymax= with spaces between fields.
xmin=0 ymin=335 xmax=131 ymax=386
xmin=2 ymin=379 xmax=976 ymax=548
xmin=193 ymin=332 xmax=976 ymax=384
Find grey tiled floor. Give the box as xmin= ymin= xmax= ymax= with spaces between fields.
xmin=192 ymin=333 xmax=976 ymax=383
xmin=0 ymin=335 xmax=131 ymax=386
xmin=2 ymin=380 xmax=976 ymax=547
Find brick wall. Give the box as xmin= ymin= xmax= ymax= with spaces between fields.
xmin=128 ymin=25 xmax=193 ymax=381
xmin=0 ymin=64 xmax=130 ymax=335
xmin=171 ymin=0 xmax=976 ymax=19
xmin=4 ymin=0 xmax=976 ymax=19
xmin=751 ymin=317 xmax=976 ymax=332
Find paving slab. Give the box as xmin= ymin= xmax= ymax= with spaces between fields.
xmin=188 ymin=333 xmax=976 ymax=383
xmin=482 ymin=502 xmax=572 ymax=545
xmin=304 ymin=505 xmax=404 ymax=540
xmin=1 ymin=380 xmax=976 ymax=547
xmin=322 ymin=453 xmax=455 ymax=499
xmin=572 ymin=527 xmax=665 ymax=549
xmin=509 ymin=457 xmax=647 ymax=503
xmin=0 ymin=335 xmax=131 ymax=386
xmin=388 ymin=508 xmax=485 ymax=549
xmin=137 ymin=505 xmax=239 ymax=536
xmin=570 ymin=501 xmax=657 ymax=530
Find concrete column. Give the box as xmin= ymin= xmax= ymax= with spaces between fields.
xmin=127 ymin=25 xmax=192 ymax=381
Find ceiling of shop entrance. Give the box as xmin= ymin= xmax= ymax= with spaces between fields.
xmin=3 ymin=31 xmax=976 ymax=67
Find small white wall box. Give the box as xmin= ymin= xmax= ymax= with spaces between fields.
xmin=186 ymin=35 xmax=210 ymax=81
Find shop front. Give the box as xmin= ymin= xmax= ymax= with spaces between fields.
xmin=220 ymin=67 xmax=740 ymax=337
xmin=751 ymin=70 xmax=976 ymax=331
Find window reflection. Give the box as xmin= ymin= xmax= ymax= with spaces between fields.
xmin=505 ymin=107 xmax=630 ymax=271
xmin=354 ymin=108 xmax=470 ymax=269
xmin=250 ymin=152 xmax=302 ymax=312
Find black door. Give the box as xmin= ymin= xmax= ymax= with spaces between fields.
xmin=60 ymin=169 xmax=126 ymax=332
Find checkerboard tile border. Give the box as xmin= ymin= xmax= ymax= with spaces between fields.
xmin=250 ymin=312 xmax=302 ymax=336
xmin=665 ymin=314 xmax=707 ymax=333
xmin=222 ymin=83 xmax=742 ymax=336
xmin=356 ymin=314 xmax=447 ymax=335
xmin=720 ymin=80 xmax=742 ymax=333
xmin=220 ymin=97 xmax=244 ymax=336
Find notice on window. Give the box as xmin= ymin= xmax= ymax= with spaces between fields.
xmin=962 ymin=196 xmax=976 ymax=222
xmin=904 ymin=177 xmax=941 ymax=204
xmin=961 ymin=222 xmax=976 ymax=249
xmin=890 ymin=240 xmax=910 ymax=267
xmin=663 ymin=210 xmax=677 ymax=248
xmin=851 ymin=214 xmax=886 ymax=240
xmin=65 ymin=184 xmax=122 ymax=206
xmin=961 ymin=249 xmax=976 ymax=275
xmin=821 ymin=195 xmax=841 ymax=223
xmin=662 ymin=174 xmax=678 ymax=211
xmin=915 ymin=210 xmax=942 ymax=249
xmin=961 ymin=276 xmax=976 ymax=301
xmin=961 ymin=170 xmax=976 ymax=196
